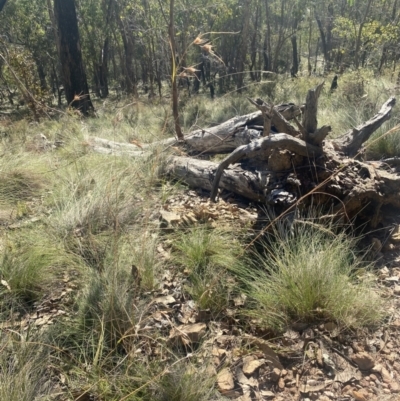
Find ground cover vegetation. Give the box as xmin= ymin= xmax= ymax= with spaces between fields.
xmin=1 ymin=0 xmax=400 ymax=400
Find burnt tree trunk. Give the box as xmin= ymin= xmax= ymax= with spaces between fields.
xmin=0 ymin=0 xmax=8 ymax=12
xmin=290 ymin=35 xmax=299 ymax=77
xmin=53 ymin=0 xmax=94 ymax=115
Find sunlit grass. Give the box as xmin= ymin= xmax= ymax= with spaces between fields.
xmin=232 ymin=216 xmax=386 ymax=332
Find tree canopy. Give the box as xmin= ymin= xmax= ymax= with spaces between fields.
xmin=0 ymin=0 xmax=399 ymax=114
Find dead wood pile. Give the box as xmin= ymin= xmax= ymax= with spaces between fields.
xmin=89 ymin=82 xmax=399 ymax=227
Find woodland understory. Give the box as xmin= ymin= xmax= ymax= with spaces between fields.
xmin=3 ymin=0 xmax=400 ymax=400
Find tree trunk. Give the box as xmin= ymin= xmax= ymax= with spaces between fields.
xmin=0 ymin=0 xmax=8 ymax=12
xmin=249 ymin=3 xmax=260 ymax=82
xmin=114 ymin=1 xmax=137 ymax=95
xmin=98 ymin=38 xmax=109 ymax=98
xmin=354 ymin=0 xmax=374 ymax=69
xmin=236 ymin=0 xmax=251 ymax=91
xmin=263 ymin=0 xmax=272 ymax=72
xmin=169 ymin=0 xmax=183 ymax=140
xmin=53 ymin=0 xmax=94 ymax=115
xmin=291 ymin=35 xmax=299 ymax=77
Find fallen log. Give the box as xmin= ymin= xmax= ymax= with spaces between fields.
xmin=88 ymin=86 xmax=399 ymax=227
xmin=210 ymin=134 xmax=323 ymax=201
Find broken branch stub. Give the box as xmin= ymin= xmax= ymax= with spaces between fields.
xmin=332 ymin=97 xmax=396 ymax=156
xmin=302 ymin=81 xmax=325 ymax=141
xmin=247 ymin=98 xmax=274 ymax=136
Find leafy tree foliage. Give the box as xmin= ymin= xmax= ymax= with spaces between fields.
xmin=0 ymin=0 xmax=400 ymax=116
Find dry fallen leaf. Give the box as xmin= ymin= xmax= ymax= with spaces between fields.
xmin=299 ymin=379 xmax=332 ymax=393
xmin=217 ymin=368 xmax=234 ymax=393
xmin=1 ymin=279 xmax=10 ymax=291
xmin=169 ymin=323 xmax=207 ymax=345
xmin=352 ymin=389 xmax=368 ymax=401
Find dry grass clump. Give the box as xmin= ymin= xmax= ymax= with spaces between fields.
xmin=0 ymin=331 xmax=52 ymax=401
xmin=0 ymin=169 xmax=43 ymax=204
xmin=233 ymin=217 xmax=386 ymax=332
xmin=172 ymin=226 xmax=241 ymax=316
xmin=48 ymin=150 xmax=164 ymax=269
xmin=366 ymin=118 xmax=400 ymax=159
xmin=0 ymin=230 xmax=76 ymax=315
xmin=152 ymin=362 xmax=218 ymax=401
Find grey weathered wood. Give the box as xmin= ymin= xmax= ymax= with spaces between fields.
xmin=210 ymin=133 xmax=324 ymax=201
xmin=248 ymin=98 xmax=301 ymax=137
xmin=88 ymin=136 xmax=147 ymax=156
xmin=165 ymin=156 xmax=265 ymax=202
xmin=302 ymin=82 xmax=324 ymax=140
xmin=272 ymin=108 xmax=300 ymax=137
xmin=247 ymin=98 xmax=274 ymax=136
xmin=309 ymin=125 xmax=331 ymax=146
xmin=332 ymin=97 xmax=396 ymax=156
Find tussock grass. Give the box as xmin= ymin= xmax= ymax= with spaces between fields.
xmin=172 ymin=226 xmax=241 ymax=315
xmin=129 ymin=232 xmax=160 ymax=291
xmin=76 ymin=265 xmax=136 ymax=349
xmin=366 ymin=118 xmax=400 ymax=159
xmin=0 ymin=153 xmax=48 ymax=207
xmin=0 ymin=169 xmax=43 ymax=203
xmin=0 ymin=231 xmax=77 ymax=313
xmin=233 ymin=217 xmax=385 ymax=332
xmin=0 ymin=332 xmax=52 ymax=401
xmin=152 ymin=363 xmax=218 ymax=401
xmin=51 ymin=154 xmax=162 ymax=234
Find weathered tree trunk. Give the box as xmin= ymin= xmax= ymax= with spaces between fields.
xmin=53 ymin=0 xmax=94 ymax=115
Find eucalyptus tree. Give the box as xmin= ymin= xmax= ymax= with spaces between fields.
xmin=53 ymin=0 xmax=94 ymax=114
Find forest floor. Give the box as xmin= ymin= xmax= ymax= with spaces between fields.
xmin=1 ymin=70 xmax=400 ymax=401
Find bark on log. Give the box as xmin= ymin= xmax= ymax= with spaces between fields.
xmin=332 ymin=97 xmax=396 ymax=156
xmin=248 ymin=98 xmax=301 ymax=137
xmin=272 ymin=108 xmax=301 ymax=137
xmin=210 ymin=134 xmax=324 ymax=201
xmin=247 ymin=98 xmax=274 ymax=136
xmin=165 ymin=156 xmax=265 ymax=202
xmin=87 ymin=136 xmax=147 ymax=156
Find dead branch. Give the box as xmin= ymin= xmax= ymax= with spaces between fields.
xmin=333 ymin=97 xmax=396 ymax=156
